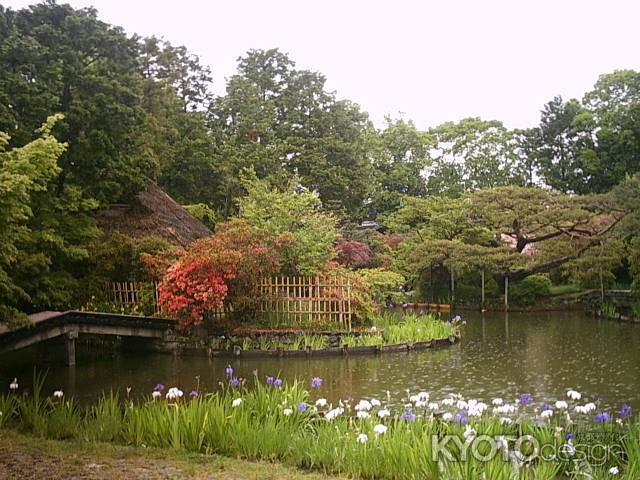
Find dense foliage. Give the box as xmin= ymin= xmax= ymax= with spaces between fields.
xmin=0 ymin=115 xmax=98 ymax=325
xmin=2 ymin=2 xmax=640 ymax=323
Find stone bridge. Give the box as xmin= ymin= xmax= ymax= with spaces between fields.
xmin=0 ymin=311 xmax=176 ymax=366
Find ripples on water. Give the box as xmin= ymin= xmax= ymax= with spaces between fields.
xmin=1 ymin=311 xmax=638 ymax=410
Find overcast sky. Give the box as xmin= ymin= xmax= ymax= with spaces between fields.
xmin=5 ymin=0 xmax=640 ymax=129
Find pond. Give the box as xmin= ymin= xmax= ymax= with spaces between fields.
xmin=1 ymin=310 xmax=639 ymax=410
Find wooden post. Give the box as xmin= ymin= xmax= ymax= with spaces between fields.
xmin=66 ymin=329 xmax=78 ymax=367
xmin=481 ymin=270 xmax=485 ymax=307
xmin=450 ymin=268 xmax=455 ymax=304
xmin=346 ymin=277 xmax=352 ymax=332
xmin=504 ymin=275 xmax=509 ymax=311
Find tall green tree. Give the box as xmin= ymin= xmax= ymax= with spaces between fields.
xmin=0 ymin=115 xmax=98 ymax=325
xmin=527 ymin=96 xmax=595 ymax=193
xmin=370 ymin=117 xmax=432 ymax=217
xmin=529 ymin=71 xmax=640 ymax=194
xmin=238 ymin=171 xmax=338 ymax=275
xmin=426 ymin=118 xmax=526 ymax=196
xmin=209 ymin=48 xmax=374 ymax=220
xmin=137 ymin=37 xmax=219 ymax=207
xmin=583 ymin=70 xmax=640 ymax=192
xmin=0 ymin=3 xmax=150 ymax=204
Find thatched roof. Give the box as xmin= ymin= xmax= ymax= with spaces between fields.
xmin=95 ymin=185 xmax=211 ymax=246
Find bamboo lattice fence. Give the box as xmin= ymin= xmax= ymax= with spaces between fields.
xmin=107 ymin=281 xmax=162 ymax=314
xmin=258 ymin=276 xmax=353 ymax=330
xmin=106 ymin=276 xmax=354 ymax=329
xmin=106 ymin=281 xmax=227 ymax=318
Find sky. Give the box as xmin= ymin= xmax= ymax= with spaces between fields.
xmin=4 ymin=0 xmax=640 ymax=130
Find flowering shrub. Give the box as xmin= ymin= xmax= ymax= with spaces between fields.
xmin=159 ymin=257 xmax=230 ymax=327
xmin=158 ymin=220 xmax=280 ymax=328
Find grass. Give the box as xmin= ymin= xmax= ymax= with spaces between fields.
xmin=0 ymin=429 xmax=337 ymax=480
xmin=1 ymin=371 xmax=636 ymax=479
xmin=381 ymin=314 xmax=456 ymax=344
xmin=339 ymin=313 xmax=458 ymax=348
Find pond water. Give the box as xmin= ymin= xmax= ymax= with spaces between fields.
xmin=1 ymin=310 xmax=639 ymax=411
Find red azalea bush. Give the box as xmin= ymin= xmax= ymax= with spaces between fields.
xmin=157 ymin=220 xmax=280 ymax=328
xmin=159 ymin=257 xmax=230 ymax=327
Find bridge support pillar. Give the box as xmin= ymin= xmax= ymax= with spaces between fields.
xmin=66 ymin=329 xmax=78 ymax=366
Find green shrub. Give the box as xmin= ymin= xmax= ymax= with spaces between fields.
xmin=356 ymin=268 xmax=405 ymax=304
xmin=509 ymin=274 xmax=552 ymax=306
xmin=183 ymin=203 xmax=219 ymax=229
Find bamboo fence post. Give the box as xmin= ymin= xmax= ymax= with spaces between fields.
xmin=347 ymin=277 xmax=352 ymax=332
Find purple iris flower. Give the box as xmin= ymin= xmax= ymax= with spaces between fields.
xmin=402 ymin=410 xmax=417 ymax=422
xmin=265 ymin=376 xmax=274 ymax=385
xmin=189 ymin=390 xmax=199 ymax=398
xmin=297 ymin=402 xmax=307 ymax=412
xmin=229 ymin=377 xmax=240 ymax=388
xmin=565 ymin=432 xmax=574 ymax=440
xmin=154 ymin=383 xmax=165 ymax=392
xmin=619 ymin=404 xmax=632 ymax=420
xmin=311 ymin=377 xmax=323 ymax=388
xmin=455 ymin=411 xmax=468 ymax=425
xmin=225 ymin=365 xmax=233 ymax=378
xmin=273 ymin=378 xmax=283 ymax=388
xmin=595 ymin=412 xmax=611 ymax=423
xmin=542 ymin=403 xmax=552 ymax=412
xmin=519 ymin=394 xmax=532 ymax=405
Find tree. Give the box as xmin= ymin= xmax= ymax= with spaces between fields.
xmin=1 ymin=115 xmax=98 ymax=324
xmin=209 ymin=48 xmax=375 ymax=220
xmin=425 ymin=118 xmax=526 ymax=196
xmin=583 ymin=70 xmax=640 ymax=192
xmin=388 ymin=184 xmax=635 ymax=301
xmin=137 ymin=37 xmax=220 ymax=208
xmin=529 ymin=71 xmax=640 ymax=194
xmin=369 ymin=117 xmax=431 ymax=217
xmin=469 ymin=185 xmax=629 ymax=281
xmin=388 ymin=195 xmax=511 ymax=301
xmin=0 ymin=3 xmax=150 ymax=204
xmin=238 ymin=172 xmax=338 ymax=275
xmin=528 ymin=96 xmax=596 ymax=193
xmin=356 ymin=268 xmax=405 ymax=304
xmin=335 ymin=240 xmax=374 ymax=269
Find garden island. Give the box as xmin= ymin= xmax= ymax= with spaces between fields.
xmin=0 ymin=2 xmax=639 ymax=479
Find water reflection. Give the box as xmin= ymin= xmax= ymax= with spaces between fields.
xmin=1 ymin=311 xmax=638 ymax=410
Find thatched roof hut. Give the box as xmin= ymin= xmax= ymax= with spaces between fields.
xmin=95 ymin=185 xmax=211 ymax=246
